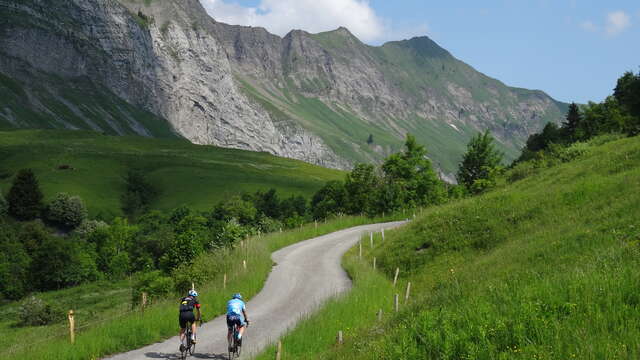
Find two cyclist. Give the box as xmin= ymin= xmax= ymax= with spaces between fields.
xmin=178 ymin=289 xmax=201 ymax=350
xmin=177 ymin=291 xmax=250 ymax=353
xmin=226 ymin=293 xmax=250 ymax=351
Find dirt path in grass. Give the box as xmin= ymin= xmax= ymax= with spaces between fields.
xmin=104 ymin=221 xmax=406 ymax=360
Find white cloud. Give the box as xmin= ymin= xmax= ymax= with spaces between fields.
xmin=605 ymin=11 xmax=631 ymax=36
xmin=199 ymin=0 xmax=427 ymax=43
xmin=580 ymin=21 xmax=598 ymax=32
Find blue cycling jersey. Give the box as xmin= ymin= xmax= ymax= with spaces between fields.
xmin=226 ymin=299 xmax=246 ymax=317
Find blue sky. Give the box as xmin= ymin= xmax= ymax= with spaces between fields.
xmin=200 ymin=0 xmax=640 ymax=104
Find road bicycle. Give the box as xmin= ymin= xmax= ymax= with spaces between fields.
xmin=180 ymin=321 xmax=197 ymax=360
xmin=228 ymin=320 xmax=249 ymax=359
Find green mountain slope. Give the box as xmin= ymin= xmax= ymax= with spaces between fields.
xmin=225 ymin=27 xmax=568 ymax=177
xmin=253 ymin=135 xmax=640 ymax=359
xmin=0 ymin=129 xmax=344 ymax=219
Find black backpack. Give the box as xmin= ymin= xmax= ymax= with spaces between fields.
xmin=179 ymin=296 xmax=195 ymax=312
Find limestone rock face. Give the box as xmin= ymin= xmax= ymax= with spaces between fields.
xmin=0 ymin=0 xmax=566 ymax=173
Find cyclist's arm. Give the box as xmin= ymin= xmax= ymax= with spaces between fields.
xmin=242 ymin=309 xmax=249 ymax=323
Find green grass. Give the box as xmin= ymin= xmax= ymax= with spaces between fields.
xmin=0 ymin=129 xmax=344 ymax=219
xmin=0 ymin=214 xmax=404 ymax=360
xmin=252 ymin=135 xmax=640 ymax=359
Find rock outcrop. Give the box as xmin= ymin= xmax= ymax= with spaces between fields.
xmin=0 ymin=0 xmax=567 ymax=173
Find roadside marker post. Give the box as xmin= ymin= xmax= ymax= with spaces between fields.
xmin=68 ymin=310 xmax=75 ymax=344
xmin=377 ymin=309 xmax=383 ymax=321
xmin=370 ymin=232 xmax=373 ymax=248
xmin=141 ymin=292 xmax=148 ymax=312
xmin=393 ymin=267 xmax=400 ymax=287
xmin=337 ymin=330 xmax=343 ymax=344
xmin=382 ymin=228 xmax=385 ymax=240
xmin=405 ymin=282 xmax=412 ymax=302
xmin=243 ymin=260 xmax=247 ymax=271
xmin=276 ymin=341 xmax=282 ymax=360
xmin=223 ymin=273 xmax=227 ymax=289
xmin=373 ymin=257 xmax=377 ymax=270
xmin=394 ymin=294 xmax=399 ymax=312
xmin=359 ymin=241 xmax=362 ymax=258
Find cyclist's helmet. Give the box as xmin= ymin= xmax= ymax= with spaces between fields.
xmin=232 ymin=293 xmax=243 ymax=300
xmin=188 ymin=289 xmax=198 ymax=297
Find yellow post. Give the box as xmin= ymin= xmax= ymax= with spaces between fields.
xmin=68 ymin=310 xmax=75 ymax=344
xmin=276 ymin=340 xmax=282 ymax=360
xmin=223 ymin=273 xmax=227 ymax=289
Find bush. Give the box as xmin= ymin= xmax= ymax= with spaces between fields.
xmin=132 ymin=271 xmax=175 ymax=305
xmin=7 ymin=169 xmax=43 ymax=220
xmin=46 ymin=193 xmax=88 ymax=229
xmin=0 ymin=191 xmax=7 ymax=217
xmin=18 ymin=296 xmax=65 ymax=326
xmin=73 ymin=219 xmax=108 ymax=237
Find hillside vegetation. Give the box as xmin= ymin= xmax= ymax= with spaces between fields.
xmin=0 ymin=129 xmax=344 ymax=218
xmin=255 ymin=134 xmax=640 ymax=359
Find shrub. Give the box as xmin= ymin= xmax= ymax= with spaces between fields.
xmin=132 ymin=271 xmax=175 ymax=305
xmin=46 ymin=193 xmax=88 ymax=229
xmin=0 ymin=191 xmax=7 ymax=217
xmin=18 ymin=296 xmax=65 ymax=326
xmin=7 ymin=169 xmax=43 ymax=220
xmin=73 ymin=219 xmax=108 ymax=237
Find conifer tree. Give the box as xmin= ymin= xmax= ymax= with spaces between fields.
xmin=7 ymin=169 xmax=43 ymax=220
xmin=563 ymin=103 xmax=582 ymax=141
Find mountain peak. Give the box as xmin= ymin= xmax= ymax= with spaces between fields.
xmin=385 ymin=35 xmax=452 ymax=59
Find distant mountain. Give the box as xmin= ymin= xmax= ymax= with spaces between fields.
xmin=0 ymin=0 xmax=567 ymax=177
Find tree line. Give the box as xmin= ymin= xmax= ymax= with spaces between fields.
xmin=518 ymin=70 xmax=640 ymax=162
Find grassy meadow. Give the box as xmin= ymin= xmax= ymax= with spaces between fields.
xmin=253 ymin=135 xmax=640 ymax=359
xmin=0 ymin=129 xmax=344 ymax=219
xmin=0 ymin=214 xmax=403 ymax=360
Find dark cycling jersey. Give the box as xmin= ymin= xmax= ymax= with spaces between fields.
xmin=178 ymin=295 xmax=200 ymax=329
xmin=179 ymin=295 xmax=201 ymax=313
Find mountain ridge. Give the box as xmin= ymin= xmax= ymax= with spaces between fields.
xmin=0 ymin=0 xmax=568 ymax=176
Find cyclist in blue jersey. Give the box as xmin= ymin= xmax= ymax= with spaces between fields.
xmin=226 ymin=293 xmax=250 ymax=351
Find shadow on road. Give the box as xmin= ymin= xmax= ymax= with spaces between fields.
xmin=144 ymin=352 xmax=227 ymax=359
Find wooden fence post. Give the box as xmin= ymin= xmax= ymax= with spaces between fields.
xmin=337 ymin=330 xmax=343 ymax=344
xmin=405 ymin=282 xmax=412 ymax=302
xmin=276 ymin=340 xmax=282 ymax=360
xmin=243 ymin=260 xmax=247 ymax=271
xmin=393 ymin=268 xmax=400 ymax=287
xmin=381 ymin=228 xmax=385 ymax=241
xmin=394 ymin=294 xmax=399 ymax=312
xmin=373 ymin=257 xmax=376 ymax=270
xmin=377 ymin=309 xmax=383 ymax=321
xmin=359 ymin=241 xmax=362 ymax=258
xmin=223 ymin=273 xmax=227 ymax=289
xmin=141 ymin=292 xmax=148 ymax=312
xmin=370 ymin=232 xmax=373 ymax=248
xmin=315 ymin=220 xmax=318 ymax=229
xmin=68 ymin=310 xmax=75 ymax=344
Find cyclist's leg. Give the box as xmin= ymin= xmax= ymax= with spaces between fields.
xmin=226 ymin=316 xmax=234 ymax=348
xmin=179 ymin=314 xmax=186 ymax=343
xmin=238 ymin=316 xmax=247 ymax=338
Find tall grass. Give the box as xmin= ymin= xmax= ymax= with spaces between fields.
xmin=0 ymin=214 xmax=402 ymax=359
xmin=253 ymin=135 xmax=640 ymax=359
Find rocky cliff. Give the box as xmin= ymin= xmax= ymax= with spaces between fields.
xmin=0 ymin=0 xmax=567 ymax=175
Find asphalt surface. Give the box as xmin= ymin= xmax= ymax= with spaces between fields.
xmin=105 ymin=221 xmax=406 ymax=360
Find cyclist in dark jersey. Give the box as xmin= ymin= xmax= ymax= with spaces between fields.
xmin=179 ymin=290 xmax=201 ymax=349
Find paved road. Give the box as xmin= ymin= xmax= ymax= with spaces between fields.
xmin=105 ymin=221 xmax=406 ymax=360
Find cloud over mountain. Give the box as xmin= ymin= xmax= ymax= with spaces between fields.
xmin=199 ymin=0 xmax=424 ymax=43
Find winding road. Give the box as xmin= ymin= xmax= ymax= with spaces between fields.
xmin=105 ymin=221 xmax=406 ymax=360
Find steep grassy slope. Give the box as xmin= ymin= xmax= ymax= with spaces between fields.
xmin=254 ymin=135 xmax=640 ymax=359
xmin=0 ymin=129 xmax=344 ymax=218
xmin=234 ymin=29 xmax=566 ymax=176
